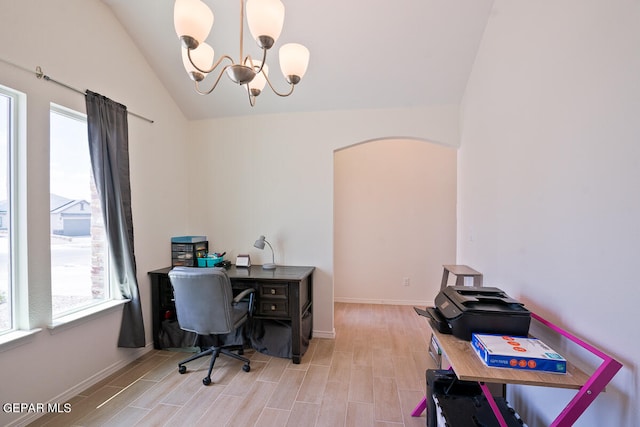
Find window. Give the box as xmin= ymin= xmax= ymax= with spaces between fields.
xmin=0 ymin=85 xmax=19 ymax=334
xmin=50 ymin=105 xmax=110 ymax=318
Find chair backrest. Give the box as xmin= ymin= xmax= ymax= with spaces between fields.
xmin=168 ymin=267 xmax=235 ymax=335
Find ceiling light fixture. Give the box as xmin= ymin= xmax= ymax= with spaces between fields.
xmin=174 ymin=0 xmax=310 ymax=106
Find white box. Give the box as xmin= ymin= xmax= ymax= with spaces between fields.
xmin=472 ymin=333 xmax=567 ymax=374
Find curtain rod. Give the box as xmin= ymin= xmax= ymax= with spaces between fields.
xmin=0 ymin=57 xmax=154 ymax=123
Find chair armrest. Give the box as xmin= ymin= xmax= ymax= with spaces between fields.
xmin=233 ymin=288 xmax=256 ymax=316
xmin=233 ymin=288 xmax=255 ymax=303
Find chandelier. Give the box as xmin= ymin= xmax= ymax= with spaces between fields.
xmin=174 ymin=0 xmax=310 ymax=106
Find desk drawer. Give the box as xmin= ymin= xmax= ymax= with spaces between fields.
xmin=259 ymin=283 xmax=288 ymax=299
xmin=257 ymin=300 xmax=289 ymax=317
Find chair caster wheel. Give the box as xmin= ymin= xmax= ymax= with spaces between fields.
xmin=202 ymin=377 xmax=211 ymax=386
xmin=243 ymin=364 xmax=251 ymax=373
xmin=178 ymin=365 xmax=187 ymax=374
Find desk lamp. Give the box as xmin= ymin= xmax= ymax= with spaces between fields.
xmin=253 ymin=235 xmax=276 ymax=270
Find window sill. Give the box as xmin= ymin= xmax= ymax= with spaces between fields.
xmin=0 ymin=328 xmax=43 ymax=353
xmin=48 ymin=299 xmax=130 ymax=335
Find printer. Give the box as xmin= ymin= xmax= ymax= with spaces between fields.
xmin=425 ymin=286 xmax=531 ymax=341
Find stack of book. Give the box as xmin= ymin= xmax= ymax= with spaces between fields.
xmin=471 ymin=333 xmax=567 ymax=374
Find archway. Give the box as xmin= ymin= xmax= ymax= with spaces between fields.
xmin=333 ymin=138 xmax=456 ymax=304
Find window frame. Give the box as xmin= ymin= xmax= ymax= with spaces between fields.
xmin=0 ymin=85 xmax=19 ymax=335
xmin=0 ymin=88 xmax=130 ymax=351
xmin=49 ymin=103 xmax=114 ymax=321
xmin=0 ymin=83 xmax=37 ymax=348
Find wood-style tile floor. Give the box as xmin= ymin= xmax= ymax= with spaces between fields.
xmin=29 ymin=303 xmax=435 ymax=427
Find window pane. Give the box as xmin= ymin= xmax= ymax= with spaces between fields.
xmin=0 ymin=93 xmax=12 ymax=333
xmin=50 ymin=106 xmax=109 ymax=317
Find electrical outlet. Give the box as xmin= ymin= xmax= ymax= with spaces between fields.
xmin=403 ymin=277 xmax=410 ymax=286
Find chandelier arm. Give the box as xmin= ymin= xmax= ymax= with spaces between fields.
xmin=193 ymin=65 xmax=234 ymax=95
xmin=264 ymin=72 xmax=295 ymax=97
xmin=243 ymin=48 xmax=269 ymax=74
xmin=188 ymin=48 xmax=236 ymax=74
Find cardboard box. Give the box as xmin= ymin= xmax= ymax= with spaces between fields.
xmin=472 ymin=333 xmax=567 ymax=374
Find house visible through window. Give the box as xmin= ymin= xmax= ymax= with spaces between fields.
xmin=50 ymin=104 xmax=110 ymax=317
xmin=0 ymin=86 xmax=16 ymax=334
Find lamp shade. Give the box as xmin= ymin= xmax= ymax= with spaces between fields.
xmin=247 ymin=60 xmax=268 ymax=92
xmin=279 ymin=43 xmax=310 ymax=81
xmin=174 ymin=0 xmax=214 ymax=44
xmin=254 ymin=235 xmax=266 ymax=249
xmin=246 ymin=0 xmax=285 ymax=43
xmin=181 ymin=43 xmax=214 ymax=76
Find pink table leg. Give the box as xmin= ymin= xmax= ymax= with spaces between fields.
xmin=411 ymin=396 xmax=427 ymax=417
xmin=478 ymin=382 xmax=508 ymax=427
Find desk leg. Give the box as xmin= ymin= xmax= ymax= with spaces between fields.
xmin=291 ymin=284 xmax=301 ymax=364
xmin=411 ymin=396 xmax=427 ymax=417
xmin=479 ymin=382 xmax=508 ymax=427
xmin=551 ymin=356 xmax=623 ymax=427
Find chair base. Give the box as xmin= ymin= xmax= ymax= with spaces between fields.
xmin=177 ymin=344 xmax=251 ymax=386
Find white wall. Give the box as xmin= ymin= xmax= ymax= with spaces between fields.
xmin=334 ymin=138 xmax=456 ymax=305
xmin=458 ymin=1 xmax=640 ymax=425
xmin=185 ymin=107 xmax=460 ymax=337
xmin=0 ymin=1 xmax=189 ymax=425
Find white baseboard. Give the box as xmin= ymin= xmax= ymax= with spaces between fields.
xmin=312 ymin=329 xmax=336 ymax=339
xmin=8 ymin=344 xmax=154 ymax=427
xmin=334 ymin=297 xmax=433 ymax=307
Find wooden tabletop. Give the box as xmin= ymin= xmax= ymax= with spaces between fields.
xmin=149 ymin=265 xmax=315 ymax=281
xmin=427 ymin=318 xmax=590 ymax=389
xmin=226 ymin=265 xmax=315 ymax=280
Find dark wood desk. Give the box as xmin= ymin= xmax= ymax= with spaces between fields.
xmin=149 ymin=265 xmax=314 ymax=364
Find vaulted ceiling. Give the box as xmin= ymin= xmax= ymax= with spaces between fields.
xmin=102 ymin=0 xmax=494 ymax=120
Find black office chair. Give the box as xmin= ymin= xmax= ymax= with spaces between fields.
xmin=168 ymin=266 xmax=254 ymax=386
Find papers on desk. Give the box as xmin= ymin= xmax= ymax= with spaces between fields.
xmin=471 ymin=333 xmax=567 ymax=374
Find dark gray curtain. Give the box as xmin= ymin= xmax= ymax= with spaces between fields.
xmin=85 ymin=90 xmax=145 ymax=348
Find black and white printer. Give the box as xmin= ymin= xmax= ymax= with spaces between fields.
xmin=422 ymin=286 xmax=531 ymax=340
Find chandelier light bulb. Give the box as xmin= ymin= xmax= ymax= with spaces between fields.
xmin=279 ymin=43 xmax=310 ymax=84
xmin=174 ymin=0 xmax=214 ymax=48
xmin=247 ymin=60 xmax=268 ymax=95
xmin=246 ymin=0 xmax=285 ymax=49
xmin=181 ymin=43 xmax=214 ymax=81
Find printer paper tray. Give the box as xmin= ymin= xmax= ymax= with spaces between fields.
xmin=414 ymin=306 xmax=452 ymax=335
